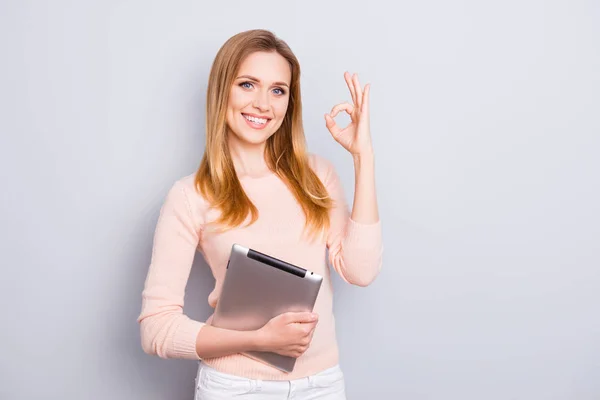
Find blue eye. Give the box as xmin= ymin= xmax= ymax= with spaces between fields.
xmin=239 ymin=81 xmax=286 ymax=96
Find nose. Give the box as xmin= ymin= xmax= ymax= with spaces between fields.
xmin=252 ymin=89 xmax=271 ymax=112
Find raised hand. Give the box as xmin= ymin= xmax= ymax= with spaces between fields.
xmin=324 ymin=71 xmax=373 ymax=157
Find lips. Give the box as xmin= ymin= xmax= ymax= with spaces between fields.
xmin=242 ymin=113 xmax=271 ymax=123
xmin=241 ymin=113 xmax=270 ymax=130
xmin=242 ymin=113 xmax=271 ymax=120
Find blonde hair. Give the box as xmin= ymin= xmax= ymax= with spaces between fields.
xmin=194 ymin=29 xmax=332 ymax=240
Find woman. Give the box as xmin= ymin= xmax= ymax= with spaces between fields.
xmin=137 ymin=29 xmax=383 ymax=399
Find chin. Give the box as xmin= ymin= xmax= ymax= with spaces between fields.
xmin=234 ymin=124 xmax=277 ymax=145
xmin=246 ymin=133 xmax=274 ymax=145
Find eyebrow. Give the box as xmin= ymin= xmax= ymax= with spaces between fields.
xmin=236 ymin=75 xmax=289 ymax=88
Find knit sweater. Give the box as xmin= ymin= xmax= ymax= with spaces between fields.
xmin=137 ymin=153 xmax=383 ymax=380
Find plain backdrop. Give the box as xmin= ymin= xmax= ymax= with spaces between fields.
xmin=1 ymin=1 xmax=599 ymax=399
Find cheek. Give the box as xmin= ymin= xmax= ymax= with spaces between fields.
xmin=275 ymin=99 xmax=290 ymax=118
xmin=228 ymin=96 xmax=246 ymax=112
xmin=228 ymin=87 xmax=251 ymax=109
xmin=226 ymin=99 xmax=246 ymax=126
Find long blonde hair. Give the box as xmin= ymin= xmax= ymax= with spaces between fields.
xmin=194 ymin=29 xmax=332 ymax=240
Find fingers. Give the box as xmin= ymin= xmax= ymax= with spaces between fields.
xmin=301 ymin=327 xmax=312 ymax=340
xmin=344 ymin=71 xmax=356 ymax=106
xmin=292 ymin=346 xmax=307 ymax=358
xmin=301 ymin=321 xmax=318 ymax=335
xmin=275 ymin=316 xmax=318 ymax=358
xmin=285 ymin=311 xmax=318 ymax=324
xmin=324 ymin=113 xmax=341 ymax=137
xmin=362 ymin=83 xmax=370 ymax=113
xmin=330 ymin=102 xmax=354 ymax=119
xmin=325 ymin=101 xmax=354 ymax=137
xmin=352 ymin=73 xmax=363 ymax=110
xmin=339 ymin=72 xmax=369 ymax=116
xmin=294 ymin=324 xmax=317 ymax=357
xmin=307 ymin=325 xmax=316 ymax=341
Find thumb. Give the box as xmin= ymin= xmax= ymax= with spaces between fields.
xmin=290 ymin=312 xmax=318 ymax=324
xmin=324 ymin=114 xmax=340 ymax=136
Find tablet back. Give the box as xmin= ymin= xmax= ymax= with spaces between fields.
xmin=211 ymin=243 xmax=323 ymax=373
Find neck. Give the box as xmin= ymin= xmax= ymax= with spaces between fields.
xmin=227 ymin=133 xmax=270 ymax=177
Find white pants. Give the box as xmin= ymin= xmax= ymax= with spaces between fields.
xmin=194 ymin=361 xmax=347 ymax=400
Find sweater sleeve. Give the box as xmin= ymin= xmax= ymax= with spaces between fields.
xmin=324 ymin=158 xmax=383 ymax=287
xmin=137 ymin=180 xmax=205 ymax=360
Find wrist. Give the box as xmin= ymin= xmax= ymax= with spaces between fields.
xmin=249 ymin=329 xmax=267 ymax=352
xmin=352 ymin=149 xmax=374 ymax=164
xmin=352 ymin=153 xmax=375 ymax=172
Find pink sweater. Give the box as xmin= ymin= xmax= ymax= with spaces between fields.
xmin=137 ymin=153 xmax=383 ymax=380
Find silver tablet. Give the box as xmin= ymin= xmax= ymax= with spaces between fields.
xmin=211 ymin=243 xmax=323 ymax=373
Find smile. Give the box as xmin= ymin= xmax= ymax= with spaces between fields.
xmin=242 ymin=113 xmax=271 ymax=130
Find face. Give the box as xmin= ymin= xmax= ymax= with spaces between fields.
xmin=225 ymin=51 xmax=292 ymax=147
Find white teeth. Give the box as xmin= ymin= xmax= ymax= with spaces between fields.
xmin=243 ymin=114 xmax=267 ymax=124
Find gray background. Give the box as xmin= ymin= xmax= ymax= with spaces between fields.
xmin=1 ymin=0 xmax=598 ymax=399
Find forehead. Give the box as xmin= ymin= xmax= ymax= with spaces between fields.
xmin=237 ymin=51 xmax=291 ymax=84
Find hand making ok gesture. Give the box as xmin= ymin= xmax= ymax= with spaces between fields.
xmin=324 ymin=71 xmax=373 ymax=157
